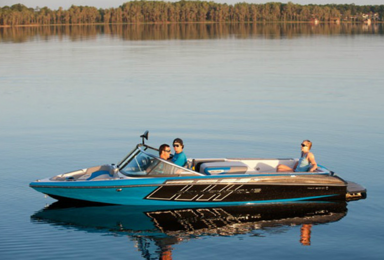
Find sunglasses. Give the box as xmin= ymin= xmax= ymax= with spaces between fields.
xmin=164 ymin=150 xmax=171 ymax=153
xmin=301 ymin=143 xmax=307 ymax=147
xmin=173 ymin=144 xmax=180 ymax=147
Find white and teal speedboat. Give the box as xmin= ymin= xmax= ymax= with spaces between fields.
xmin=30 ymin=131 xmax=366 ymax=206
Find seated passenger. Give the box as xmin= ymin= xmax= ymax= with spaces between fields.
xmin=171 ymin=138 xmax=187 ymax=167
xmin=277 ymin=140 xmax=317 ymax=172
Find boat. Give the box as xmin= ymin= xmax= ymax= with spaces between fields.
xmin=31 ymin=201 xmax=348 ymax=256
xmin=29 ymin=131 xmax=366 ymax=206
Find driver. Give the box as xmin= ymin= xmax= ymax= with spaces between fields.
xmin=149 ymin=144 xmax=174 ymax=175
xmin=159 ymin=144 xmax=172 ymax=160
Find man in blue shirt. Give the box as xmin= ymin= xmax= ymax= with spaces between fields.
xmin=172 ymin=138 xmax=187 ymax=167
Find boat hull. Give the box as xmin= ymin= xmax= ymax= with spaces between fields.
xmin=30 ymin=174 xmax=348 ymax=206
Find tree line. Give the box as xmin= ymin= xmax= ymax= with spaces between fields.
xmin=1 ymin=1 xmax=384 ymax=26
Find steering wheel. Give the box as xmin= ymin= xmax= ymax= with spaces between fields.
xmin=140 ymin=157 xmax=151 ymax=169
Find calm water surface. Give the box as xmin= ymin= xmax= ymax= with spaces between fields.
xmin=0 ymin=24 xmax=383 ymax=259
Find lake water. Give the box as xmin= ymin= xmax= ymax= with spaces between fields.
xmin=0 ymin=23 xmax=383 ymax=259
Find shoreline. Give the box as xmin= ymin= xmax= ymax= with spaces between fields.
xmin=1 ymin=21 xmax=383 ymax=28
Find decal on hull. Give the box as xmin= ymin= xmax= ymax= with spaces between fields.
xmin=145 ymin=184 xmax=262 ymax=202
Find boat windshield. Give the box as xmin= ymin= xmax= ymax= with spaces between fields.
xmin=118 ymin=145 xmax=198 ymax=176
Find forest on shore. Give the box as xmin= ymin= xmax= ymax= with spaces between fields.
xmin=1 ymin=1 xmax=383 ymax=26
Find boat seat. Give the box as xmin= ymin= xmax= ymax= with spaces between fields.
xmin=86 ymin=170 xmax=113 ymax=180
xmin=199 ymin=161 xmax=248 ymax=175
xmin=192 ymin=158 xmax=226 ymax=172
xmin=78 ymin=165 xmax=115 ymax=180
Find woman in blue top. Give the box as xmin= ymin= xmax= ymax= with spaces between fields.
xmin=172 ymin=138 xmax=187 ymax=167
xmin=277 ymin=140 xmax=317 ymax=172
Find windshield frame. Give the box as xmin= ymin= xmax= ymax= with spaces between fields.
xmin=117 ymin=144 xmax=202 ymax=177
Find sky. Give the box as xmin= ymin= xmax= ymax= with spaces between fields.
xmin=1 ymin=0 xmax=382 ymax=9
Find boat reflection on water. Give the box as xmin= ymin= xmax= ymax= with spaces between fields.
xmin=31 ymin=202 xmax=347 ymax=258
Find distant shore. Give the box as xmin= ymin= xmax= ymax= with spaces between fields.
xmin=1 ymin=20 xmax=383 ymax=29
xmin=1 ymin=1 xmax=383 ymax=27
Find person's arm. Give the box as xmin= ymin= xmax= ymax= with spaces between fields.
xmin=307 ymin=153 xmax=317 ymax=172
xmin=292 ymin=161 xmax=299 ymax=171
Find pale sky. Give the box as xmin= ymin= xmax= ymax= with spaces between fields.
xmin=1 ymin=0 xmax=382 ymax=9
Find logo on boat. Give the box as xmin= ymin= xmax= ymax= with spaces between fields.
xmin=307 ymin=186 xmax=329 ymax=190
xmin=145 ymin=184 xmax=262 ymax=202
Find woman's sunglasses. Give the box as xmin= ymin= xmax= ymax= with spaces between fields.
xmin=173 ymin=144 xmax=180 ymax=147
xmin=301 ymin=143 xmax=307 ymax=147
